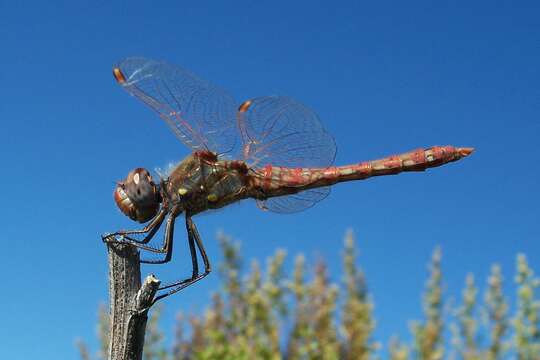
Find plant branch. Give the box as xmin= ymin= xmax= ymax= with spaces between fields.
xmin=106 ymin=242 xmax=160 ymax=360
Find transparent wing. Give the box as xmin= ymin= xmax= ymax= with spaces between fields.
xmin=237 ymin=96 xmax=337 ymax=213
xmin=114 ymin=57 xmax=238 ymax=155
xmin=257 ymin=187 xmax=331 ymax=214
xmin=238 ymin=96 xmax=336 ymax=168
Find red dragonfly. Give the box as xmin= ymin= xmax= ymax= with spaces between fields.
xmin=103 ymin=57 xmax=473 ymax=303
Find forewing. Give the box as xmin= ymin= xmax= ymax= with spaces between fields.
xmin=114 ymin=57 xmax=238 ymax=155
xmin=237 ymin=96 xmax=337 ymax=213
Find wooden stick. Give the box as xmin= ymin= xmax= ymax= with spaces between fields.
xmin=107 ymin=243 xmax=160 ymax=360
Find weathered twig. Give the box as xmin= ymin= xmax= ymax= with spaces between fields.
xmin=107 ymin=242 xmax=160 ymax=360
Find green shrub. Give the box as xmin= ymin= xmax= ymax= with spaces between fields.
xmin=80 ymin=232 xmax=540 ymax=360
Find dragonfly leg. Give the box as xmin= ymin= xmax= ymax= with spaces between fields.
xmin=101 ymin=207 xmax=167 ymax=245
xmin=103 ymin=207 xmax=180 ymax=259
xmin=153 ymin=216 xmax=211 ymax=303
xmin=188 ymin=216 xmax=211 ymax=273
xmin=138 ymin=211 xmax=177 ymax=264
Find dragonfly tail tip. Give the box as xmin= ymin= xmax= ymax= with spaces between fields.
xmin=457 ymin=147 xmax=474 ymax=157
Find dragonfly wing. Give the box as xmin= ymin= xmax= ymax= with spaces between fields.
xmin=238 ymin=96 xmax=337 ymax=213
xmin=256 ymin=187 xmax=331 ymax=213
xmin=114 ymin=57 xmax=238 ymax=155
xmin=238 ymin=96 xmax=336 ymax=168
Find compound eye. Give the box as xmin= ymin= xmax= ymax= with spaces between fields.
xmin=114 ymin=168 xmax=160 ymax=223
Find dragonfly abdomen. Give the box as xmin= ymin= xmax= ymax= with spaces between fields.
xmin=331 ymin=145 xmax=474 ymax=182
xmin=251 ymin=146 xmax=473 ymax=197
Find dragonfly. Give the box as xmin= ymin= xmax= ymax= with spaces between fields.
xmin=102 ymin=57 xmax=473 ymax=303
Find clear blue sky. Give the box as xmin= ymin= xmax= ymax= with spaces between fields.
xmin=1 ymin=1 xmax=539 ymax=358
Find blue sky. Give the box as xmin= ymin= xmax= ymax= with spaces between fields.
xmin=1 ymin=1 xmax=539 ymax=358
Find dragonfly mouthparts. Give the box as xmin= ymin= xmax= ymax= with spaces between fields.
xmin=457 ymin=147 xmax=475 ymax=157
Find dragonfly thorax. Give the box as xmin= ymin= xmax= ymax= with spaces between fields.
xmin=164 ymin=152 xmax=249 ymax=215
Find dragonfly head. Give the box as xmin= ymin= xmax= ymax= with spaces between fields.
xmin=114 ymin=168 xmax=160 ymax=223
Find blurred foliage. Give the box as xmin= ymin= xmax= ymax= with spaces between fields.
xmin=411 ymin=248 xmax=444 ymax=360
xmin=513 ymin=254 xmax=540 ymax=359
xmin=80 ymin=232 xmax=540 ymax=359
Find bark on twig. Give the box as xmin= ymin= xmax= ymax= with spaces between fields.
xmin=107 ymin=243 xmax=160 ymax=360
